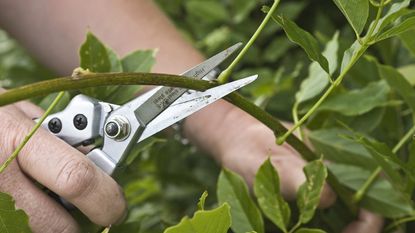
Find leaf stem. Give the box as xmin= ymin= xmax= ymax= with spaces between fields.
xmin=365 ymin=0 xmax=386 ymax=43
xmin=292 ymin=102 xmax=304 ymax=141
xmin=288 ymin=221 xmax=301 ymax=233
xmin=369 ymin=0 xmax=391 ymax=8
xmin=217 ymin=0 xmax=280 ymax=83
xmin=392 ymin=124 xmax=415 ymax=154
xmin=0 ymin=91 xmax=65 ymax=173
xmin=385 ymin=215 xmax=415 ymax=232
xmin=352 ymin=167 xmax=381 ymax=203
xmin=352 ymin=118 xmax=414 ymax=203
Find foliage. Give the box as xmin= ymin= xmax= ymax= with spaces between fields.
xmin=1 ymin=0 xmax=415 ymax=232
xmin=0 ymin=192 xmax=32 ymax=233
xmin=164 ymin=194 xmax=231 ymax=233
xmin=217 ymin=169 xmax=264 ymax=233
xmin=254 ymin=158 xmax=290 ymax=232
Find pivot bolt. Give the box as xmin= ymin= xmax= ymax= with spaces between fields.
xmin=105 ymin=122 xmax=119 ymax=137
xmin=48 ymin=117 xmax=62 ymax=133
xmin=104 ymin=116 xmax=130 ymax=141
xmin=73 ymin=114 xmax=88 ymax=130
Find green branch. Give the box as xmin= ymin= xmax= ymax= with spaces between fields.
xmin=0 ymin=73 xmax=215 ymax=106
xmin=0 ymin=71 xmax=355 ymax=212
xmin=386 ymin=215 xmax=415 ymax=232
xmin=277 ymin=45 xmax=367 ymax=144
xmin=217 ymin=0 xmax=280 ymax=83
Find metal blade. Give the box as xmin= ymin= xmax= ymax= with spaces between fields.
xmin=133 ymin=42 xmax=242 ymax=125
xmin=137 ymin=75 xmax=257 ymax=143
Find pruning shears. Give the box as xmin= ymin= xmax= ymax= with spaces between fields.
xmin=39 ymin=43 xmax=257 ymax=176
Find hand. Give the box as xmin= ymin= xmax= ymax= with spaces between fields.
xmin=196 ymin=104 xmax=383 ymax=233
xmin=0 ymin=101 xmax=126 ymax=233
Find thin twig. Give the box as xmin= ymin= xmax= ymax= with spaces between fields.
xmin=0 ymin=91 xmax=66 ymax=173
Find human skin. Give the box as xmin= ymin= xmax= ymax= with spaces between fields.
xmin=0 ymin=0 xmax=383 ymax=232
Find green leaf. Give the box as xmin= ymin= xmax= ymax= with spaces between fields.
xmin=125 ymin=137 xmax=165 ymax=165
xmin=332 ymin=0 xmax=368 ymax=35
xmin=409 ymin=142 xmax=415 ymax=171
xmin=276 ymin=2 xmax=308 ymax=21
xmin=254 ymin=159 xmax=290 ymax=233
xmin=400 ymin=29 xmax=415 ymax=56
xmin=376 ymin=11 xmax=415 ymax=42
xmin=340 ymin=40 xmax=365 ymax=72
xmin=106 ymin=49 xmax=156 ymax=104
xmin=295 ymin=32 xmax=339 ymax=103
xmin=351 ymin=135 xmax=406 ymax=187
xmin=197 ymin=191 xmax=208 ymax=211
xmin=185 ymin=1 xmax=228 ymax=24
xmin=79 ymin=32 xmax=111 ymax=72
xmin=329 ymin=163 xmax=414 ymax=218
xmin=124 ymin=176 xmax=160 ymax=205
xmin=407 ymin=142 xmax=415 ymax=193
xmin=90 ymin=47 xmax=123 ymax=101
xmin=297 ymin=159 xmax=328 ymax=224
xmin=263 ymin=37 xmax=295 ymax=63
xmin=371 ymin=0 xmax=411 ymax=35
xmin=398 ymin=65 xmax=415 ymax=86
xmin=295 ymin=228 xmax=327 ymax=233
xmin=318 ymin=80 xmax=390 ymax=116
xmin=272 ymin=15 xmax=329 ymax=73
xmin=231 ymin=0 xmax=257 ymax=23
xmin=107 ymin=222 xmax=141 ymax=233
xmin=308 ymin=128 xmax=376 ymax=169
xmin=38 ymin=91 xmax=71 ymax=112
xmin=0 ymin=192 xmax=32 ymax=233
xmin=217 ymin=169 xmax=264 ymax=233
xmin=199 ymin=26 xmax=231 ymax=54
xmin=79 ymin=32 xmax=119 ymax=100
xmin=107 ymin=48 xmax=123 ymax=72
xmin=378 ymin=64 xmax=415 ymax=121
xmin=164 ymin=203 xmax=231 ymax=233
xmin=121 ymin=50 xmax=156 ymax=72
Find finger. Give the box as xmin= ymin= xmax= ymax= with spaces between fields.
xmin=342 ymin=209 xmax=384 ymax=233
xmin=0 ymin=161 xmax=80 ymax=233
xmin=15 ymin=101 xmax=44 ymax=119
xmin=14 ymin=102 xmax=94 ymax=154
xmin=0 ymin=107 xmax=127 ymax=226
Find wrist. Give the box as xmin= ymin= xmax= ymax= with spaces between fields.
xmin=182 ymin=100 xmax=269 ymax=162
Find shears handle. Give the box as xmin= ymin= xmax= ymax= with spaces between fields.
xmin=86 ymin=148 xmax=116 ymax=175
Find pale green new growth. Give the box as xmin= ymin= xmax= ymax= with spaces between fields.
xmin=164 ymin=203 xmax=231 ymax=233
xmin=217 ymin=169 xmax=264 ymax=233
xmin=254 ymin=159 xmax=290 ymax=233
xmin=296 ymin=160 xmax=327 ymax=225
xmin=197 ymin=191 xmax=208 ymax=211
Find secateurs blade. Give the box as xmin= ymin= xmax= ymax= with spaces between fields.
xmin=40 ymin=43 xmax=257 ymax=175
